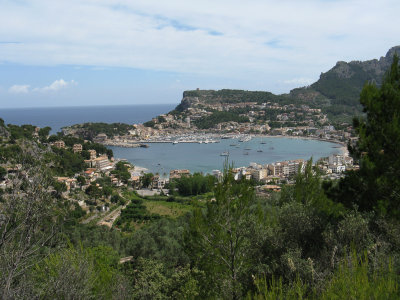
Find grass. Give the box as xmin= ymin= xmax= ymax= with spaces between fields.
xmin=144 ymin=200 xmax=191 ymax=218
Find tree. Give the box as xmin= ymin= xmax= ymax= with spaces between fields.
xmin=330 ymin=55 xmax=400 ymax=218
xmin=289 ymin=159 xmax=343 ymax=217
xmin=141 ymin=173 xmax=154 ymax=188
xmin=85 ymin=183 xmax=102 ymax=199
xmin=52 ymin=180 xmax=67 ymax=198
xmin=76 ymin=175 xmax=86 ymax=186
xmin=38 ymin=126 xmax=51 ymax=141
xmin=0 ymin=164 xmax=62 ymax=298
xmin=0 ymin=166 xmax=7 ymax=179
xmin=186 ymin=167 xmax=260 ymax=299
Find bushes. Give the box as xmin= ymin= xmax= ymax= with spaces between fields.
xmin=170 ymin=173 xmax=216 ymax=196
xmin=119 ymin=198 xmax=160 ymax=224
xmin=194 ymin=111 xmax=250 ymax=129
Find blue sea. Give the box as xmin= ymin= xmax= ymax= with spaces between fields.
xmin=0 ymin=104 xmax=176 ymax=133
xmin=0 ymin=104 xmax=342 ymax=174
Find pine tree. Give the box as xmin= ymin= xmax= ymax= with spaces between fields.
xmin=333 ymin=55 xmax=400 ymax=218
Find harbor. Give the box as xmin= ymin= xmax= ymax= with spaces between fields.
xmin=109 ymin=135 xmax=344 ymax=176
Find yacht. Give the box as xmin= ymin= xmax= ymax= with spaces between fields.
xmin=220 ymin=151 xmax=229 ymax=156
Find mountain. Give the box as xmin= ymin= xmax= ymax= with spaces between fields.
xmin=174 ymin=46 xmax=400 ymax=124
xmin=289 ymin=46 xmax=400 ymax=120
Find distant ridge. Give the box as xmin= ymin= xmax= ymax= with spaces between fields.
xmin=292 ymin=45 xmax=400 ymax=110
xmin=175 ymin=46 xmax=400 ymax=124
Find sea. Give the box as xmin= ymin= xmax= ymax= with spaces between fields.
xmin=0 ymin=104 xmax=342 ymax=174
xmin=0 ymin=104 xmax=176 ymax=134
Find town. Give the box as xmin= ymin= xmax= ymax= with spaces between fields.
xmin=1 ymin=122 xmax=355 ymax=227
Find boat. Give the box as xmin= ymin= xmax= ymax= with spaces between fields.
xmin=230 ymin=144 xmax=237 ymax=146
xmin=239 ymin=136 xmax=252 ymax=142
xmin=245 ymin=148 xmax=251 ymax=150
xmin=220 ymin=151 xmax=229 ymax=156
xmin=260 ymin=141 xmax=266 ymax=144
xmin=172 ymin=141 xmax=178 ymax=145
xmin=257 ymin=150 xmax=263 ymax=152
xmin=243 ymin=152 xmax=249 ymax=155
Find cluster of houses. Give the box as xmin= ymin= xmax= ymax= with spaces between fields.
xmin=211 ymin=153 xmax=354 ymax=187
xmin=78 ymin=97 xmax=355 ymax=146
xmin=50 ymin=137 xmax=354 ymax=196
xmin=50 ymin=141 xmax=118 ymax=192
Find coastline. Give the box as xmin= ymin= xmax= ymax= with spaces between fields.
xmin=133 ymin=165 xmax=149 ymax=173
xmin=110 ymin=134 xmax=348 ymax=175
xmin=108 ymin=133 xmax=348 ymax=156
xmin=259 ymin=134 xmax=348 ymax=155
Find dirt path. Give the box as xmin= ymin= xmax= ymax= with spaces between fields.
xmin=97 ymin=206 xmax=124 ymax=228
xmin=81 ymin=212 xmax=99 ymax=224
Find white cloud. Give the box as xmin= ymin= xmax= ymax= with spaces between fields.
xmin=9 ymin=84 xmax=30 ymax=94
xmin=33 ymin=79 xmax=76 ymax=92
xmin=8 ymin=79 xmax=76 ymax=95
xmin=0 ymin=0 xmax=399 ymax=93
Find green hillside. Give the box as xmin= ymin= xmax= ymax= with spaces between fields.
xmin=177 ymin=46 xmax=400 ymax=124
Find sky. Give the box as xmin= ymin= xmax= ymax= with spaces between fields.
xmin=0 ymin=0 xmax=399 ymax=108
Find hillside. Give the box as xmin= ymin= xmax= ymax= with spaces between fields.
xmin=173 ymin=46 xmax=400 ymax=125
xmin=62 ymin=47 xmax=400 ymax=140
xmin=291 ymin=46 xmax=400 ymax=121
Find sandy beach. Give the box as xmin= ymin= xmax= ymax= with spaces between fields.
xmin=133 ymin=165 xmax=148 ymax=173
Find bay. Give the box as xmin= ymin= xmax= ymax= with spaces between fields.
xmin=0 ymin=104 xmax=343 ymax=174
xmin=109 ymin=137 xmax=342 ymax=175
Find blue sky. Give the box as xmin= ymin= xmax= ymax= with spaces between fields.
xmin=0 ymin=0 xmax=399 ymax=108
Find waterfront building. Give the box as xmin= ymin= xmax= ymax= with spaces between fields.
xmin=94 ymin=156 xmax=112 ymax=171
xmin=54 ymin=140 xmax=65 ymax=149
xmin=267 ymin=159 xmax=304 ymax=177
xmin=73 ymin=144 xmax=83 ymax=153
xmin=330 ymin=164 xmax=346 ymax=173
xmin=169 ymin=169 xmax=190 ymax=179
xmin=251 ymin=169 xmax=268 ymax=181
xmin=88 ymin=149 xmax=97 ymax=160
xmin=212 ymin=170 xmax=223 ymax=182
xmin=329 ymin=154 xmax=345 ymax=165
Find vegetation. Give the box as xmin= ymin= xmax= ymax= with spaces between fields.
xmin=169 ymin=172 xmax=216 ymax=196
xmin=326 ymin=55 xmax=400 ymax=218
xmin=183 ymin=89 xmax=283 ymax=104
xmin=64 ymin=122 xmax=135 ymax=139
xmin=194 ymin=111 xmax=250 ymax=129
xmin=111 ymin=161 xmax=132 ymax=183
xmin=1 ymin=57 xmax=400 ymax=299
